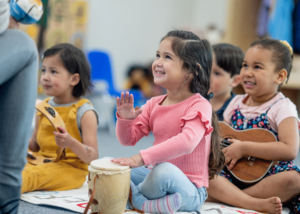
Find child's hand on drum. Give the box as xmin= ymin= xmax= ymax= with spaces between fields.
xmin=53 ymin=127 xmax=73 ymax=149
xmin=111 ymin=154 xmax=145 ymax=168
xmin=116 ymin=91 xmax=143 ymax=120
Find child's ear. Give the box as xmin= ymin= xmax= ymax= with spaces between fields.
xmin=275 ymin=69 xmax=287 ymax=85
xmin=70 ymin=74 xmax=80 ymax=86
xmin=230 ymin=75 xmax=241 ymax=87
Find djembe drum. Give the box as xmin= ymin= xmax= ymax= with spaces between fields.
xmin=84 ymin=159 xmax=131 ymax=214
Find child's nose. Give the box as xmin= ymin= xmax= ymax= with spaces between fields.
xmin=156 ymin=58 xmax=163 ymax=66
xmin=41 ymin=72 xmax=50 ymax=81
xmin=243 ymin=68 xmax=253 ymax=77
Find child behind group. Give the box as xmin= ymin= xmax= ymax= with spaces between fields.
xmin=207 ymin=38 xmax=300 ymax=214
xmin=111 ymin=30 xmax=224 ymax=213
xmin=209 ymin=43 xmax=244 ymax=121
xmin=123 ymin=65 xmax=153 ymax=98
xmin=22 ymin=43 xmax=99 ymax=193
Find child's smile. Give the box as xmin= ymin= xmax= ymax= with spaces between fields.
xmin=154 ymin=67 xmax=166 ymax=76
xmin=243 ymin=80 xmax=256 ymax=89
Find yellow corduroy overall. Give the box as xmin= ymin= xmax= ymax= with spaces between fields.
xmin=21 ymin=98 xmax=92 ymax=193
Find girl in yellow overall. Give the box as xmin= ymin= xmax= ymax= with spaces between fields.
xmin=22 ymin=43 xmax=99 ymax=193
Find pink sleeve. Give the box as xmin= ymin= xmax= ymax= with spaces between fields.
xmin=223 ymin=95 xmax=242 ymax=124
xmin=273 ymin=98 xmax=300 ymax=129
xmin=116 ymin=100 xmax=152 ymax=146
xmin=140 ymin=102 xmax=213 ymax=166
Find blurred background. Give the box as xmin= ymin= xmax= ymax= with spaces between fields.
xmin=20 ymin=0 xmax=300 ymax=135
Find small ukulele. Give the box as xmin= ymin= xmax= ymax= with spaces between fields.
xmin=219 ymin=121 xmax=278 ymax=184
xmin=27 ymin=100 xmax=66 ymax=165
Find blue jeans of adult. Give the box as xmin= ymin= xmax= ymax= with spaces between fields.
xmin=131 ymin=162 xmax=207 ymax=212
xmin=0 ymin=29 xmax=38 ymax=214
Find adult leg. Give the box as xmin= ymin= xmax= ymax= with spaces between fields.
xmin=207 ymin=175 xmax=282 ymax=214
xmin=0 ymin=29 xmax=38 ymax=214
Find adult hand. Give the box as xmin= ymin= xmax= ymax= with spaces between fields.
xmin=222 ymin=139 xmax=243 ymax=170
xmin=8 ymin=16 xmax=19 ymax=29
xmin=116 ymin=91 xmax=142 ymax=120
xmin=111 ymin=154 xmax=145 ymax=168
xmin=53 ymin=126 xmax=73 ymax=149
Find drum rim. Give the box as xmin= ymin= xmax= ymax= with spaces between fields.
xmin=90 ymin=159 xmax=131 ymax=171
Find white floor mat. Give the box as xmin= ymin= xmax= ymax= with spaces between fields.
xmin=21 ymin=180 xmax=290 ymax=214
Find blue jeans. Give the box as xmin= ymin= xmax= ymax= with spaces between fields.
xmin=131 ymin=162 xmax=207 ymax=212
xmin=0 ymin=29 xmax=38 ymax=213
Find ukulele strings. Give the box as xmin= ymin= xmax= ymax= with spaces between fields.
xmin=220 ymin=138 xmax=231 ymax=148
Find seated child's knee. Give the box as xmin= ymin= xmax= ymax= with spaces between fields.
xmin=150 ymin=162 xmax=181 ymax=181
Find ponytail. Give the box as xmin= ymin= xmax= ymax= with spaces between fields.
xmin=208 ymin=111 xmax=225 ymax=179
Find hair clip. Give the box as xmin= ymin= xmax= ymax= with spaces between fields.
xmin=207 ymin=92 xmax=214 ymax=101
xmin=280 ymin=40 xmax=293 ymax=55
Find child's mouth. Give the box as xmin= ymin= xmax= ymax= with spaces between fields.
xmin=244 ymin=81 xmax=256 ymax=88
xmin=155 ymin=70 xmax=165 ymax=75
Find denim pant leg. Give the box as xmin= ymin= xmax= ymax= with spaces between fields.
xmin=138 ymin=162 xmax=207 ymax=212
xmin=131 ymin=166 xmax=151 ymax=185
xmin=0 ymin=29 xmax=38 ymax=213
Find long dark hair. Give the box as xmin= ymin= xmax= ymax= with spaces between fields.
xmin=162 ymin=30 xmax=224 ymax=178
xmin=43 ymin=43 xmax=92 ymax=97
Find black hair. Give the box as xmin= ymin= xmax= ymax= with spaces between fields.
xmin=43 ymin=43 xmax=92 ymax=97
xmin=162 ymin=30 xmax=225 ymax=178
xmin=212 ymin=43 xmax=244 ymax=77
xmin=250 ymin=38 xmax=293 ymax=84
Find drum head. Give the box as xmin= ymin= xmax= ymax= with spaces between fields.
xmin=90 ymin=159 xmax=130 ymax=171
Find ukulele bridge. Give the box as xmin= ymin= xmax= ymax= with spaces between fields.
xmin=246 ymin=156 xmax=256 ymax=166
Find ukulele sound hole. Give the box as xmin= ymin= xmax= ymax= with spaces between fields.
xmin=44 ymin=107 xmax=56 ymax=117
xmin=43 ymin=159 xmax=53 ymax=163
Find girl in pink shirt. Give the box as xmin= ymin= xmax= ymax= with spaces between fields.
xmin=207 ymin=39 xmax=300 ymax=214
xmin=111 ymin=30 xmax=224 ymax=213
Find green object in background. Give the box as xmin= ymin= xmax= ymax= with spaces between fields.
xmin=37 ymin=0 xmax=49 ymax=28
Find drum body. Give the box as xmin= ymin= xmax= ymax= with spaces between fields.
xmin=88 ymin=159 xmax=131 ymax=214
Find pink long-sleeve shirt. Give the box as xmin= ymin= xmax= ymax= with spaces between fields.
xmin=116 ymin=93 xmax=213 ymax=188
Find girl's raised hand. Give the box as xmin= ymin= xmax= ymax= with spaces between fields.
xmin=116 ymin=91 xmax=143 ymax=120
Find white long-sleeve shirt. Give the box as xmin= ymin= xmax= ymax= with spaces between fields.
xmin=0 ymin=0 xmax=9 ymax=34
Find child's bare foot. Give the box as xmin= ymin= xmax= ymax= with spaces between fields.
xmin=254 ymin=197 xmax=282 ymax=214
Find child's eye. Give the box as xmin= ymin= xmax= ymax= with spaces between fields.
xmin=213 ymin=71 xmax=221 ymax=76
xmin=166 ymin=55 xmax=171 ymax=59
xmin=41 ymin=68 xmax=46 ymax=73
xmin=254 ymin=65 xmax=261 ymax=69
xmin=156 ymin=53 xmax=160 ymax=58
xmin=51 ymin=70 xmax=57 ymax=74
xmin=242 ymin=63 xmax=248 ymax=68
